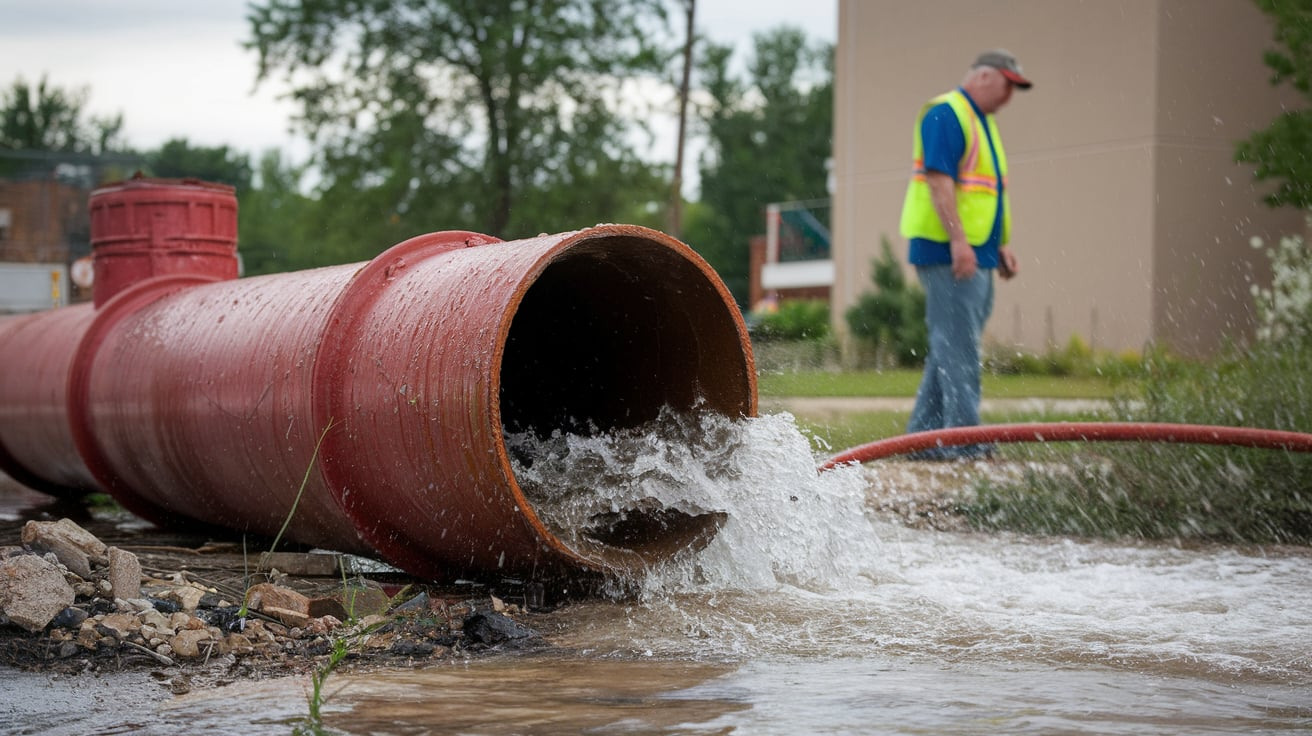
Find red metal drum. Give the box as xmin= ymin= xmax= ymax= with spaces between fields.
xmin=0 ymin=305 xmax=101 ymax=496
xmin=88 ymin=177 xmax=238 ymax=308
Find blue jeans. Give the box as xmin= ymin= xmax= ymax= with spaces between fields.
xmin=906 ymin=265 xmax=994 ymax=459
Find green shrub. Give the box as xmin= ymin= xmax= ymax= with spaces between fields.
xmin=984 ymin=337 xmax=1152 ymax=381
xmin=753 ymin=299 xmax=831 ymax=342
xmin=845 ymin=237 xmax=927 ymax=367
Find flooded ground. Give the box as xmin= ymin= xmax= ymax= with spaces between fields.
xmin=3 ymin=411 xmax=1310 ymax=734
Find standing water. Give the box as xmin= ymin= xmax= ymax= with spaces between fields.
xmin=4 ymin=412 xmax=1311 ymax=734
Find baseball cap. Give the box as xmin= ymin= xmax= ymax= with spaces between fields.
xmin=974 ymin=49 xmax=1033 ymax=90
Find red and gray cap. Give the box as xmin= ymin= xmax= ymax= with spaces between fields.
xmin=974 ymin=49 xmax=1033 ymax=90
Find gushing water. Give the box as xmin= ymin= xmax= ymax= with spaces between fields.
xmin=510 ymin=410 xmax=1312 ymax=684
xmin=8 ymin=412 xmax=1309 ymax=734
xmin=509 ymin=409 xmax=878 ymax=593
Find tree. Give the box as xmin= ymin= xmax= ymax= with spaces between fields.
xmin=247 ymin=0 xmax=673 ymax=264
xmin=0 ymin=76 xmax=123 ymax=154
xmin=146 ymin=139 xmax=254 ymax=193
xmin=684 ymin=27 xmax=833 ymax=305
xmin=237 ymin=150 xmax=322 ymax=275
xmin=0 ymin=75 xmax=127 ymax=179
xmin=1237 ymin=0 xmax=1312 ymax=209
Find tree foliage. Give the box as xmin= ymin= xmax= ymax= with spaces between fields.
xmin=246 ymin=0 xmax=673 ymax=265
xmin=0 ymin=76 xmax=123 ymax=154
xmin=685 ymin=27 xmax=833 ymax=304
xmin=146 ymin=139 xmax=254 ymax=193
xmin=237 ymin=150 xmax=321 ymax=275
xmin=1237 ymin=0 xmax=1312 ymax=208
xmin=0 ymin=75 xmax=128 ymax=179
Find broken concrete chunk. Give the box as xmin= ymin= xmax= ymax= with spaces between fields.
xmin=21 ymin=519 xmax=106 ymax=579
xmin=246 ymin=583 xmax=312 ymax=627
xmin=0 ymin=555 xmax=77 ymax=632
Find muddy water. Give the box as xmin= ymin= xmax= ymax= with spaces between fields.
xmin=4 ymin=412 xmax=1312 ymax=735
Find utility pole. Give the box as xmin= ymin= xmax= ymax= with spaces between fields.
xmin=667 ymin=0 xmax=695 ymax=239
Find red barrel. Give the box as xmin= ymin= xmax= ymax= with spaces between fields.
xmin=0 ymin=306 xmax=100 ymax=496
xmin=68 ymin=226 xmax=756 ymax=580
xmin=88 ymin=177 xmax=238 ymax=308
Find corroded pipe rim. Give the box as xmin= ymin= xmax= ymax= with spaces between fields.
xmin=490 ymin=225 xmax=757 ymax=574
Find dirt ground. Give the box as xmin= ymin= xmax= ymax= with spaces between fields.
xmin=0 ymin=476 xmax=555 ymax=688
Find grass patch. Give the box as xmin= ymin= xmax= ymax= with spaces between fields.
xmin=758 ymin=369 xmax=1120 ymax=400
xmin=959 ymin=344 xmax=1312 ymax=545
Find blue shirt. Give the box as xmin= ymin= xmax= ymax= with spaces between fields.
xmin=908 ymin=88 xmax=1004 ymax=269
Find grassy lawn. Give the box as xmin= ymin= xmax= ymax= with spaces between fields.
xmin=760 ymin=369 xmax=1125 ymax=452
xmin=758 ymin=369 xmax=1121 ymax=400
xmin=791 ymin=407 xmax=1116 ymax=454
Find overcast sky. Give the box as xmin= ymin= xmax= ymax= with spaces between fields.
xmin=0 ymin=0 xmax=836 ymax=168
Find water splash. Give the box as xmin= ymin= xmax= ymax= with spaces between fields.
xmin=508 ymin=409 xmax=878 ymax=594
xmin=511 ymin=410 xmax=1312 ymax=680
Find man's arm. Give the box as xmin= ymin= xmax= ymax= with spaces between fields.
xmin=925 ymin=171 xmax=976 ymax=280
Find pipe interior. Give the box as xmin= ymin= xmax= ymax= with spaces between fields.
xmin=499 ymin=235 xmax=751 ymax=563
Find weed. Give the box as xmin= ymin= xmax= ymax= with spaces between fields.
xmin=237 ymin=419 xmax=336 ymax=620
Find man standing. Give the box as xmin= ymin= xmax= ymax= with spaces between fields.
xmin=899 ymin=50 xmax=1030 ymax=459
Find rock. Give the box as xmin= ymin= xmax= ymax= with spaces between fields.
xmin=51 ymin=606 xmax=89 ymax=629
xmin=107 ymin=547 xmax=142 ymax=600
xmin=390 ymin=639 xmax=437 ymax=657
xmin=247 ymin=583 xmax=312 ymax=627
xmin=157 ymin=586 xmax=206 ymax=612
xmin=21 ymin=520 xmax=106 ymax=579
xmin=96 ymin=612 xmax=139 ymax=640
xmin=0 ymin=554 xmax=77 ymax=632
xmin=461 ymin=611 xmax=541 ymax=649
xmin=139 ymin=608 xmax=172 ymax=632
xmin=394 ymin=592 xmax=430 ymax=612
xmin=219 ymin=633 xmax=254 ymax=655
xmin=310 ymin=584 xmax=391 ymax=621
xmin=169 ymin=629 xmax=215 ymax=659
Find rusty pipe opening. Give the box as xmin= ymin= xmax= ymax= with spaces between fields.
xmin=498 ymin=229 xmax=755 ymax=572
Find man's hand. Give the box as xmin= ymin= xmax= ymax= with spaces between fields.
xmin=950 ymin=237 xmax=977 ymax=280
xmin=997 ymin=246 xmax=1019 ymax=280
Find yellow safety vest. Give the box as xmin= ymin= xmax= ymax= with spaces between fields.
xmin=899 ymin=90 xmax=1011 ymax=246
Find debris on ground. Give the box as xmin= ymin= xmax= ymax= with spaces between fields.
xmin=0 ymin=516 xmax=547 ymax=684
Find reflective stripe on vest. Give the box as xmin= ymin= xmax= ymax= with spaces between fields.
xmin=899 ymin=90 xmax=1011 ymax=246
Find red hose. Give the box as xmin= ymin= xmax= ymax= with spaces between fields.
xmin=819 ymin=422 xmax=1312 ymax=471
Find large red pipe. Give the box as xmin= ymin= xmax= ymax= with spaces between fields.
xmin=0 ymin=177 xmax=757 ymax=583
xmin=820 ymin=422 xmax=1312 ymax=471
xmin=0 ymin=305 xmax=99 ymax=496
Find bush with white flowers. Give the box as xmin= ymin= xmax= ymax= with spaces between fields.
xmin=1250 ymin=232 xmax=1312 ymax=343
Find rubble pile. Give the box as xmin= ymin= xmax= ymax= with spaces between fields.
xmin=0 ymin=518 xmax=544 ymax=679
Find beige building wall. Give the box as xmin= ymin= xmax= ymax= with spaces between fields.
xmin=832 ymin=0 xmax=1305 ymax=358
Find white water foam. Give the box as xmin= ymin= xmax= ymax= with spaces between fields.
xmin=509 ymin=409 xmax=879 ymax=594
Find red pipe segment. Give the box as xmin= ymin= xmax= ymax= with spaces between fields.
xmin=0 ymin=178 xmax=757 ymax=583
xmin=820 ymin=422 xmax=1312 ymax=471
xmin=0 ymin=305 xmax=99 ymax=496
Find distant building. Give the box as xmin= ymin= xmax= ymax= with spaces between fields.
xmin=0 ymin=178 xmax=88 ymax=263
xmin=0 ymin=177 xmax=92 ymax=310
xmin=830 ymin=0 xmax=1306 ymax=358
